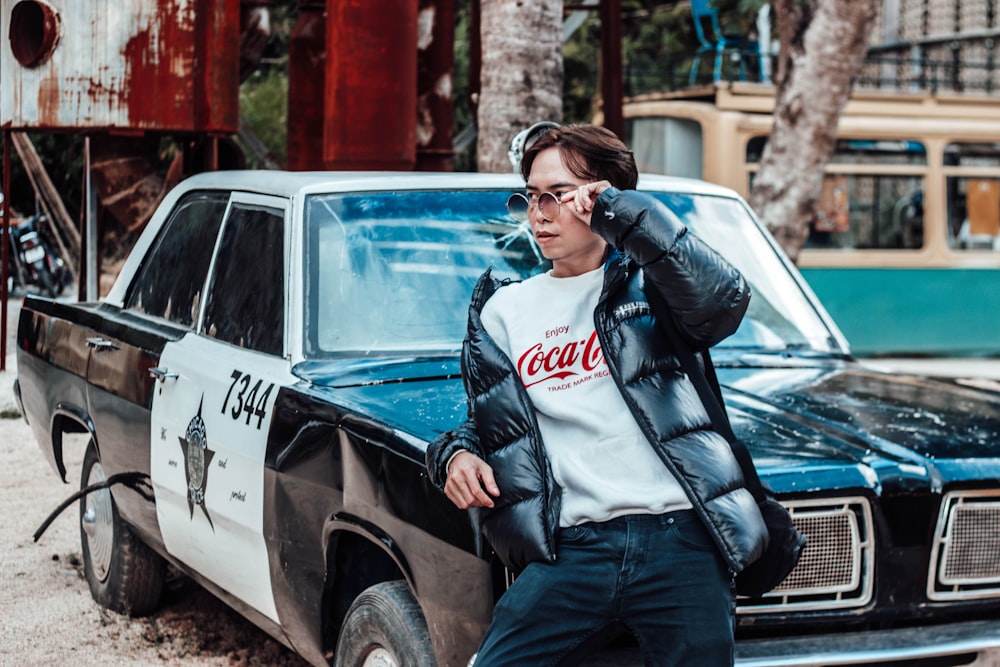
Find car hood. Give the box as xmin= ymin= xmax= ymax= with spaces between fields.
xmin=292 ymin=356 xmax=468 ymax=443
xmin=294 ymin=356 xmax=1000 ymax=493
xmin=717 ymin=358 xmax=1000 ymax=493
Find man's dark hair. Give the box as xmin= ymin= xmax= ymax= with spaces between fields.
xmin=520 ymin=124 xmax=639 ymax=191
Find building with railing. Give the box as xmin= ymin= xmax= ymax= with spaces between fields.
xmin=629 ymin=0 xmax=999 ymax=95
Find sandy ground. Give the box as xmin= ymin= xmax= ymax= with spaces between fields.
xmin=0 ymin=294 xmax=307 ymax=666
xmin=0 ymin=419 xmax=308 ymax=667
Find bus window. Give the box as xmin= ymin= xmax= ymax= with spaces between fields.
xmin=807 ymin=174 xmax=924 ymax=250
xmin=944 ymin=142 xmax=1000 ymax=167
xmin=748 ymin=138 xmax=926 ymax=251
xmin=627 ymin=117 xmax=703 ymax=179
xmin=746 ymin=136 xmax=766 ymax=163
xmin=816 ymin=143 xmax=926 ymax=251
xmin=944 ymin=143 xmax=1000 ymax=251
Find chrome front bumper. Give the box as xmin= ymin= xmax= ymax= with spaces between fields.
xmin=735 ymin=619 xmax=1000 ymax=666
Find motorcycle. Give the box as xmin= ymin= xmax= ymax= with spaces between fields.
xmin=6 ymin=213 xmax=72 ymax=298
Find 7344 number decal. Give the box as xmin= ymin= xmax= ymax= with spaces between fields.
xmin=221 ymin=370 xmax=275 ymax=430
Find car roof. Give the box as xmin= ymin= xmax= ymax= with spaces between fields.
xmin=174 ymin=170 xmax=742 ymax=200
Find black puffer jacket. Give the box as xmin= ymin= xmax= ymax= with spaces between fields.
xmin=427 ymin=187 xmax=768 ymax=573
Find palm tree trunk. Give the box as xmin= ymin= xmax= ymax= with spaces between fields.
xmin=477 ymin=0 xmax=564 ymax=173
xmin=748 ymin=0 xmax=879 ymax=263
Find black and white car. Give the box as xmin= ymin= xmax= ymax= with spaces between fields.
xmin=15 ymin=171 xmax=1000 ymax=666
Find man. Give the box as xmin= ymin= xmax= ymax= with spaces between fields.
xmin=426 ymin=124 xmax=768 ymax=666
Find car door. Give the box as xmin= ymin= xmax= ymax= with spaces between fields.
xmin=80 ymin=190 xmax=230 ymax=543
xmin=149 ymin=194 xmax=296 ymax=623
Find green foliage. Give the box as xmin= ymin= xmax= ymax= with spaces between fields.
xmin=563 ymin=1 xmax=720 ymax=118
xmin=623 ymin=2 xmax=697 ymax=64
xmin=237 ymin=1 xmax=297 ymax=168
xmin=452 ymin=0 xmax=477 ymax=171
xmin=240 ymin=70 xmax=290 ymax=168
xmin=564 ymin=14 xmax=601 ymax=123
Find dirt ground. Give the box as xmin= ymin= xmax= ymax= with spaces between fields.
xmin=0 ymin=413 xmax=310 ymax=667
xmin=0 ymin=295 xmax=306 ymax=666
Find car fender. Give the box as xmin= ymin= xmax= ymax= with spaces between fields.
xmin=323 ymin=512 xmax=415 ymax=589
xmin=48 ymin=402 xmax=98 ymax=483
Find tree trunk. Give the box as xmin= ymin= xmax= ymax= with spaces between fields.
xmin=748 ymin=0 xmax=878 ymax=263
xmin=477 ymin=0 xmax=564 ymax=173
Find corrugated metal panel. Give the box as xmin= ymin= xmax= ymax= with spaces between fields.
xmin=1 ymin=0 xmax=238 ymax=131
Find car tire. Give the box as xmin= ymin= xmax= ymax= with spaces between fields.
xmin=80 ymin=441 xmax=166 ymax=616
xmin=334 ymin=580 xmax=437 ymax=667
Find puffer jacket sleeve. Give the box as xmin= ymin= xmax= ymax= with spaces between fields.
xmin=426 ymin=418 xmax=482 ymax=491
xmin=591 ymin=187 xmax=749 ymax=348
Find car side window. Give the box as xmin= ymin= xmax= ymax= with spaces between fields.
xmin=200 ymin=203 xmax=285 ymax=356
xmin=125 ymin=192 xmax=228 ymax=327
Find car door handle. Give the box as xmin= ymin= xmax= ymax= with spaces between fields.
xmin=148 ymin=367 xmax=179 ymax=383
xmin=86 ymin=337 xmax=120 ymax=352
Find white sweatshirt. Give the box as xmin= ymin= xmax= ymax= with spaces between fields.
xmin=480 ymin=267 xmax=691 ymax=527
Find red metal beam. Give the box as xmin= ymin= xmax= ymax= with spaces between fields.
xmin=287 ymin=1 xmax=327 ymax=170
xmin=324 ymin=0 xmax=418 ymax=170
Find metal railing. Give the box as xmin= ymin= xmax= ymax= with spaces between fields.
xmin=856 ymin=53 xmax=999 ymax=95
xmin=626 ymin=38 xmax=1000 ymax=97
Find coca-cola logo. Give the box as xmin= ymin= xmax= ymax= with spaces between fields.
xmin=517 ymin=329 xmax=606 ymax=388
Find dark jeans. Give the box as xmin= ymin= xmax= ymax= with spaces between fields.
xmin=474 ymin=511 xmax=735 ymax=667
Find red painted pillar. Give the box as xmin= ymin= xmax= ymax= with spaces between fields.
xmin=287 ymin=1 xmax=327 ymax=170
xmin=324 ymin=0 xmax=418 ymax=170
xmin=600 ymin=0 xmax=623 ymax=140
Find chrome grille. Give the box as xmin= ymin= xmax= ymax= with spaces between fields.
xmin=928 ymin=490 xmax=1000 ymax=601
xmin=738 ymin=497 xmax=874 ymax=614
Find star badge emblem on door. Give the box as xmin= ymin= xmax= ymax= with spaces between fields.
xmin=179 ymin=396 xmax=215 ymax=530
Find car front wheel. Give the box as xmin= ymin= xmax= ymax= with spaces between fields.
xmin=334 ymin=580 xmax=437 ymax=667
xmin=80 ymin=441 xmax=165 ymax=616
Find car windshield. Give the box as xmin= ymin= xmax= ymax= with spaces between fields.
xmin=303 ymin=189 xmax=841 ymax=357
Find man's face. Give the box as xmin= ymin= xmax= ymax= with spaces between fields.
xmin=526 ymin=147 xmax=608 ymax=278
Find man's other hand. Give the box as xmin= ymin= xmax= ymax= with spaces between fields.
xmin=445 ymin=451 xmax=501 ymax=509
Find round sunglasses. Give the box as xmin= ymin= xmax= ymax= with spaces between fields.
xmin=506 ymin=191 xmax=562 ymax=222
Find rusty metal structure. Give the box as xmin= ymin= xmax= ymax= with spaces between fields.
xmin=3 ymin=0 xmax=460 ymax=213
xmin=2 ymin=0 xmax=242 ymax=235
xmin=4 ymin=0 xmax=241 ymax=130
xmin=1 ymin=0 xmax=617 ymax=370
xmin=1 ymin=0 xmax=463 ymax=368
xmin=286 ymin=0 xmax=457 ymax=171
xmin=286 ymin=1 xmax=326 ymax=170
xmin=1 ymin=0 xmax=245 ymax=369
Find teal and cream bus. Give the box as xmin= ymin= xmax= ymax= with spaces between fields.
xmin=625 ymin=83 xmax=1000 ymax=356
